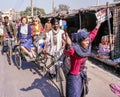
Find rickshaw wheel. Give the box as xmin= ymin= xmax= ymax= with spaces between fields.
xmin=14 ymin=46 xmax=22 ymax=69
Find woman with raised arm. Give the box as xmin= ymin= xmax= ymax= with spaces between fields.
xmin=64 ymin=21 xmax=101 ymax=97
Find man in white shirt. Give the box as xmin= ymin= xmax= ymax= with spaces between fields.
xmin=45 ymin=18 xmax=66 ymax=77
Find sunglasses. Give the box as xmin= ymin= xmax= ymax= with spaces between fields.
xmin=34 ymin=20 xmax=38 ymax=22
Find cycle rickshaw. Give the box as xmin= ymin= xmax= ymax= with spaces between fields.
xmin=13 ymin=37 xmax=47 ymax=70
xmin=14 ymin=40 xmax=66 ymax=97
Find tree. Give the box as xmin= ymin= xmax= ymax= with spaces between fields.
xmin=20 ymin=7 xmax=46 ymax=16
xmin=58 ymin=4 xmax=70 ymax=12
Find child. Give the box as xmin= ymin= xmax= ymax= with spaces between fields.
xmin=64 ymin=22 xmax=101 ymax=97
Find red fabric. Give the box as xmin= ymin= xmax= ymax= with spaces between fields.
xmin=90 ymin=28 xmax=98 ymax=42
xmin=64 ymin=28 xmax=98 ymax=75
xmin=109 ymin=83 xmax=120 ymax=96
xmin=5 ymin=33 xmax=8 ymax=38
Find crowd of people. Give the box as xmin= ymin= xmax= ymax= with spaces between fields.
xmin=0 ymin=15 xmax=102 ymax=97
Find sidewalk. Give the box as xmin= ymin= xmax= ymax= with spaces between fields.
xmin=86 ymin=60 xmax=120 ymax=97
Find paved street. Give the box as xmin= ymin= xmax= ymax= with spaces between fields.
xmin=86 ymin=61 xmax=120 ymax=97
xmin=0 ymin=46 xmax=120 ymax=97
xmin=0 ymin=47 xmax=61 ymax=97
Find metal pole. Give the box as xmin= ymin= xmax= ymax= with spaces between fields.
xmin=97 ymin=0 xmax=99 ymax=5
xmin=52 ymin=0 xmax=54 ymax=12
xmin=30 ymin=0 xmax=33 ymax=16
xmin=36 ymin=9 xmax=37 ymax=16
xmin=79 ymin=12 xmax=81 ymax=29
xmin=106 ymin=2 xmax=112 ymax=59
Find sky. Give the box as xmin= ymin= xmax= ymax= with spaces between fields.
xmin=0 ymin=0 xmax=114 ymax=13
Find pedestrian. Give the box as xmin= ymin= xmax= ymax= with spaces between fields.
xmin=64 ymin=21 xmax=101 ymax=97
xmin=44 ymin=18 xmax=52 ymax=34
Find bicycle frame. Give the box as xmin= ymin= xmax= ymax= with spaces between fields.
xmin=42 ymin=52 xmax=66 ymax=97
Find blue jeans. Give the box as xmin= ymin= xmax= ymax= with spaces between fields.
xmin=66 ymin=73 xmax=83 ymax=97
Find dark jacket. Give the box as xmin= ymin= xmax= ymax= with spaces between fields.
xmin=17 ymin=24 xmax=32 ymax=40
xmin=3 ymin=22 xmax=16 ymax=38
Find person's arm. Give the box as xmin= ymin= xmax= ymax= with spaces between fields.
xmin=98 ymin=43 xmax=102 ymax=53
xmin=63 ymin=32 xmax=72 ymax=47
xmin=27 ymin=24 xmax=32 ymax=39
xmin=43 ymin=41 xmax=47 ymax=52
xmin=40 ymin=23 xmax=44 ymax=32
xmin=3 ymin=25 xmax=7 ymax=36
xmin=61 ymin=31 xmax=66 ymax=49
xmin=63 ymin=32 xmax=74 ymax=56
xmin=12 ymin=23 xmax=17 ymax=38
xmin=64 ymin=46 xmax=74 ymax=56
xmin=17 ymin=26 xmax=20 ymax=39
xmin=17 ymin=26 xmax=21 ymax=43
xmin=90 ymin=22 xmax=101 ymax=42
xmin=31 ymin=25 xmax=34 ymax=36
xmin=43 ymin=31 xmax=50 ymax=52
xmin=62 ymin=39 xmax=66 ymax=49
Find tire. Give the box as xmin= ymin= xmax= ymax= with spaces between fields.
xmin=14 ymin=46 xmax=22 ymax=69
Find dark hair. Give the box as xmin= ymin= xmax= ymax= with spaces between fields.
xmin=4 ymin=16 xmax=9 ymax=19
xmin=51 ymin=18 xmax=59 ymax=25
xmin=71 ymin=33 xmax=77 ymax=43
xmin=21 ymin=16 xmax=28 ymax=23
xmin=45 ymin=18 xmax=51 ymax=23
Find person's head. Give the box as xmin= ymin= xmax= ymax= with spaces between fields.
xmin=77 ymin=29 xmax=90 ymax=49
xmin=71 ymin=33 xmax=77 ymax=42
xmin=46 ymin=18 xmax=51 ymax=23
xmin=4 ymin=16 xmax=9 ymax=24
xmin=21 ymin=16 xmax=28 ymax=25
xmin=51 ymin=18 xmax=59 ymax=30
xmin=101 ymin=36 xmax=109 ymax=45
xmin=33 ymin=17 xmax=40 ymax=25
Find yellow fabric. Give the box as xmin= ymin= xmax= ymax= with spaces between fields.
xmin=31 ymin=24 xmax=43 ymax=36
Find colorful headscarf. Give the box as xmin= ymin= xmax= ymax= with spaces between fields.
xmin=72 ymin=29 xmax=91 ymax=57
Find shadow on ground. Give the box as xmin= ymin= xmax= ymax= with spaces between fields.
xmin=20 ymin=77 xmax=60 ymax=97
